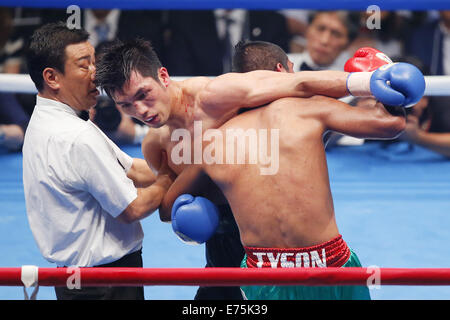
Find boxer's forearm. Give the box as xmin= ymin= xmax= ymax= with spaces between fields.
xmin=159 ymin=186 xmax=178 ymax=222
xmin=118 ymin=174 xmax=173 ymax=224
xmin=292 ymin=70 xmax=351 ymax=98
xmin=247 ymin=69 xmax=351 ymax=99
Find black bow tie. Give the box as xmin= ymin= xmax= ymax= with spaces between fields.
xmin=299 ymin=62 xmax=314 ymax=71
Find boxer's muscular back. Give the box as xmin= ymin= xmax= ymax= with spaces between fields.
xmin=204 ymin=97 xmax=339 ymax=249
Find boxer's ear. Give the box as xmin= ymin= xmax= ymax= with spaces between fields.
xmin=158 ymin=67 xmax=170 ymax=88
xmin=275 ymin=63 xmax=284 ymax=72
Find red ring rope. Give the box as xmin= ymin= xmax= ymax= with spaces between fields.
xmin=2 ymin=267 xmax=450 ymax=287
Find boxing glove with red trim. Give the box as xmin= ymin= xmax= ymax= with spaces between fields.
xmin=344 ymin=47 xmax=393 ymax=72
xmin=345 ymin=48 xmax=425 ymax=108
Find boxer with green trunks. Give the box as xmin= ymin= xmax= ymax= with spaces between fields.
xmin=161 ymin=90 xmax=416 ymax=299
xmin=160 ymin=42 xmax=424 ymax=300
xmin=240 ymin=235 xmax=370 ymax=300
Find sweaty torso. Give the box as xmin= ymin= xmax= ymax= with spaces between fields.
xmin=203 ymin=97 xmax=340 ymax=248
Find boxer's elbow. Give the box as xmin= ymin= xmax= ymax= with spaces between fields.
xmin=375 ymin=113 xmax=406 ymax=139
xmin=390 ymin=116 xmax=407 ymax=138
xmin=159 ymin=194 xmax=174 ymax=223
xmin=159 ymin=205 xmax=172 ymax=223
xmin=159 ymin=213 xmax=171 ymax=223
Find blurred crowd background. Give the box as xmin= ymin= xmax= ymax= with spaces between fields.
xmin=1 ymin=8 xmax=450 ymax=156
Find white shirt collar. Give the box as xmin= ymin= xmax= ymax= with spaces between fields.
xmin=292 ymin=50 xmax=349 ymax=71
xmin=302 ymin=51 xmax=322 ymax=70
xmin=292 ymin=51 xmax=322 ymax=71
xmin=36 ymin=95 xmax=80 ymax=117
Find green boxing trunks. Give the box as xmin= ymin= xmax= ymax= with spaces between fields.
xmin=240 ymin=235 xmax=371 ymax=300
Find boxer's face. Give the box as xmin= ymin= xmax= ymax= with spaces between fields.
xmin=306 ymin=12 xmax=349 ymax=66
xmin=113 ymin=69 xmax=170 ymax=128
xmin=50 ymin=41 xmax=98 ymax=112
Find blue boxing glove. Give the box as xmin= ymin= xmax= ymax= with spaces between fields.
xmin=370 ymin=62 xmax=425 ymax=108
xmin=171 ymin=194 xmax=220 ymax=245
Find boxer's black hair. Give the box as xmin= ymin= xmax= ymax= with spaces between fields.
xmin=26 ymin=22 xmax=89 ymax=92
xmin=232 ymin=40 xmax=289 ymax=73
xmin=95 ymin=38 xmax=162 ymax=99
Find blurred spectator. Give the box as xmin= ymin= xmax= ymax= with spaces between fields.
xmin=348 ymin=11 xmax=410 ymax=58
xmin=0 ymin=8 xmax=29 ymax=151
xmin=0 ymin=92 xmax=29 ymax=151
xmin=84 ymin=9 xmax=121 ymax=48
xmin=85 ymin=9 xmax=167 ymax=57
xmin=279 ymin=9 xmax=310 ymax=53
xmin=0 ymin=8 xmax=26 ymax=73
xmin=401 ymin=96 xmax=450 ymax=157
xmin=291 ymin=11 xmax=360 ymax=71
xmin=427 ymin=97 xmax=450 ymax=133
xmin=117 ymin=10 xmax=167 ymax=61
xmin=405 ymin=10 xmax=450 ymax=75
xmin=38 ymin=8 xmax=167 ymax=56
xmin=165 ymin=10 xmax=290 ymax=76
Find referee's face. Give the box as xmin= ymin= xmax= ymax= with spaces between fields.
xmin=57 ymin=41 xmax=99 ymax=112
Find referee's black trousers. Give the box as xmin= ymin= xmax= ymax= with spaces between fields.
xmin=54 ymin=249 xmax=144 ymax=300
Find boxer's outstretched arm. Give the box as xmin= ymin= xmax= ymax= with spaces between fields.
xmin=159 ymin=165 xmax=208 ymax=222
xmin=311 ymin=96 xmax=406 ymax=139
xmin=199 ymin=70 xmax=350 ymax=117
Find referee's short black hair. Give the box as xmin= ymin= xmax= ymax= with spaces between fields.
xmin=26 ymin=22 xmax=90 ymax=92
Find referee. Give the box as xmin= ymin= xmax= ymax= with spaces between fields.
xmin=22 ymin=22 xmax=174 ymax=300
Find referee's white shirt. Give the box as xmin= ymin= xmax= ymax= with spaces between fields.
xmin=23 ymin=96 xmax=143 ymax=267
